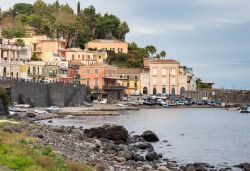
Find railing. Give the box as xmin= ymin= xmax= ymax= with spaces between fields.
xmin=0 ymin=44 xmax=21 ymax=50
xmin=103 ymin=86 xmax=126 ymax=91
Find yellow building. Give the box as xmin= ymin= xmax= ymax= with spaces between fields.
xmin=10 ymin=35 xmax=66 ymax=61
xmin=85 ymin=39 xmax=128 ymax=54
xmin=117 ymin=68 xmax=142 ymax=95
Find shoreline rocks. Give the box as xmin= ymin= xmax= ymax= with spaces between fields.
xmin=141 ymin=130 xmax=159 ymax=142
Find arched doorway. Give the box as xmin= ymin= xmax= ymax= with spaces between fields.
xmin=162 ymin=87 xmax=166 ymax=94
xmin=180 ymin=87 xmax=185 ymax=96
xmin=153 ymin=87 xmax=157 ymax=95
xmin=10 ymin=72 xmax=13 ymax=78
xmin=16 ymin=72 xmax=19 ymax=79
xmin=3 ymin=67 xmax=6 ymax=78
xmin=171 ymin=88 xmax=175 ymax=95
xmin=143 ymin=87 xmax=148 ymax=95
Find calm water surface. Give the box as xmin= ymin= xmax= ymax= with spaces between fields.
xmin=41 ymin=108 xmax=250 ymax=166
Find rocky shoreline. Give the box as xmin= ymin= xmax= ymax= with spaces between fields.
xmin=0 ymin=119 xmax=249 ymax=171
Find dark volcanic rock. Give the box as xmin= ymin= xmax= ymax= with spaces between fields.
xmin=141 ymin=130 xmax=159 ymax=142
xmin=117 ymin=149 xmax=134 ymax=160
xmin=134 ymin=142 xmax=154 ymax=151
xmin=84 ymin=124 xmax=128 ymax=143
xmin=145 ymin=151 xmax=159 ymax=161
xmin=26 ymin=113 xmax=36 ymax=118
xmin=134 ymin=154 xmax=144 ymax=161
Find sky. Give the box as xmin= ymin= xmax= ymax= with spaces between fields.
xmin=1 ymin=0 xmax=250 ymax=89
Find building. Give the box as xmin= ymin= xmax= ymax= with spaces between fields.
xmin=85 ymin=39 xmax=128 ymax=54
xmin=80 ymin=64 xmax=125 ymax=100
xmin=142 ymin=58 xmax=184 ymax=95
xmin=117 ymin=68 xmax=142 ymax=95
xmin=10 ymin=35 xmax=66 ymax=61
xmin=0 ymin=39 xmax=22 ymax=79
xmin=65 ymin=48 xmax=107 ymax=65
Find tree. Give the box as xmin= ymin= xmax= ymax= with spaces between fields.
xmin=77 ymin=1 xmax=81 ymax=15
xmin=2 ymin=27 xmax=26 ymax=38
xmin=160 ymin=51 xmax=166 ymax=59
xmin=145 ymin=45 xmax=157 ymax=58
xmin=14 ymin=38 xmax=25 ymax=47
xmin=13 ymin=3 xmax=33 ymax=16
xmin=33 ymin=0 xmax=47 ymax=16
xmin=117 ymin=22 xmax=129 ymax=40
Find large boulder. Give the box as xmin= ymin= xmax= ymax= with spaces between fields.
xmin=134 ymin=142 xmax=154 ymax=151
xmin=145 ymin=151 xmax=159 ymax=161
xmin=117 ymin=149 xmax=134 ymax=160
xmin=84 ymin=124 xmax=128 ymax=143
xmin=141 ymin=130 xmax=159 ymax=142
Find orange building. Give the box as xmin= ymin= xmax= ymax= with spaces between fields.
xmin=85 ymin=39 xmax=128 ymax=54
xmin=80 ymin=64 xmax=126 ymax=100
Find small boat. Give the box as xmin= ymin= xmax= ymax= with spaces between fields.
xmin=239 ymin=106 xmax=250 ymax=113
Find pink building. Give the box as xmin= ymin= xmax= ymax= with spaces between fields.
xmin=80 ymin=64 xmax=125 ymax=100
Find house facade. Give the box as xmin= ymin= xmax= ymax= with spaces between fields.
xmin=117 ymin=68 xmax=142 ymax=95
xmin=85 ymin=39 xmax=128 ymax=54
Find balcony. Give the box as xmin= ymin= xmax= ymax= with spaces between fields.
xmin=33 ymin=47 xmax=42 ymax=53
xmin=103 ymin=86 xmax=126 ymax=91
xmin=0 ymin=44 xmax=21 ymax=51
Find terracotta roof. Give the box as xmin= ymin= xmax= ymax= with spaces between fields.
xmin=117 ymin=68 xmax=142 ymax=74
xmin=148 ymin=59 xmax=180 ymax=64
xmin=87 ymin=39 xmax=127 ymax=44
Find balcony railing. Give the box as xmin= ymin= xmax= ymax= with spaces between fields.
xmin=0 ymin=44 xmax=21 ymax=51
xmin=103 ymin=86 xmax=126 ymax=91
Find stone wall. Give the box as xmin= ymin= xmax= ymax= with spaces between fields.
xmin=185 ymin=89 xmax=250 ymax=104
xmin=0 ymin=79 xmax=87 ymax=107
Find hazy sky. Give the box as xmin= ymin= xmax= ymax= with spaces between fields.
xmin=1 ymin=0 xmax=250 ymax=89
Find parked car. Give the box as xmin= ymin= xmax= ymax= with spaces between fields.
xmin=46 ymin=106 xmax=60 ymax=113
xmin=157 ymin=99 xmax=167 ymax=106
xmin=34 ymin=110 xmax=48 ymax=115
xmin=208 ymin=100 xmax=216 ymax=106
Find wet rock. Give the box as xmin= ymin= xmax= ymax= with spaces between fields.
xmin=117 ymin=149 xmax=134 ymax=160
xmin=134 ymin=154 xmax=145 ymax=161
xmin=48 ymin=120 xmax=53 ymax=123
xmin=243 ymin=163 xmax=250 ymax=171
xmin=141 ymin=130 xmax=159 ymax=142
xmin=26 ymin=113 xmax=36 ymax=118
xmin=134 ymin=142 xmax=154 ymax=151
xmin=145 ymin=151 xmax=159 ymax=161
xmin=84 ymin=124 xmax=128 ymax=143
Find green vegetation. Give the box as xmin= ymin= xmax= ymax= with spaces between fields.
xmin=0 ymin=123 xmax=92 ymax=171
xmin=30 ymin=53 xmax=42 ymax=61
xmin=0 ymin=1 xmax=129 ymax=49
xmin=196 ymin=78 xmax=213 ymax=89
xmin=0 ymin=88 xmax=10 ymax=107
xmin=14 ymin=38 xmax=25 ymax=47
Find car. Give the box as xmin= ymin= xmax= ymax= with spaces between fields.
xmin=34 ymin=110 xmax=48 ymax=115
xmin=162 ymin=93 xmax=167 ymax=96
xmin=208 ymin=100 xmax=216 ymax=106
xmin=156 ymin=93 xmax=162 ymax=97
xmin=46 ymin=106 xmax=60 ymax=113
xmin=157 ymin=99 xmax=167 ymax=106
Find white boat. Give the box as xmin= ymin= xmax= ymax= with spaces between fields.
xmin=239 ymin=106 xmax=250 ymax=113
xmin=46 ymin=106 xmax=60 ymax=113
xmin=34 ymin=110 xmax=48 ymax=115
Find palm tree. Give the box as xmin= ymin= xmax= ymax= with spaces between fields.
xmin=145 ymin=45 xmax=157 ymax=58
xmin=160 ymin=50 xmax=166 ymax=59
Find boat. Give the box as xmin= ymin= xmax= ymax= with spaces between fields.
xmin=239 ymin=106 xmax=250 ymax=113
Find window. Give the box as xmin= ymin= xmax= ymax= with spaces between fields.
xmin=95 ymin=69 xmax=98 ymax=74
xmin=82 ymin=55 xmax=84 ymax=60
xmin=102 ymin=48 xmax=107 ymax=51
xmin=162 ymin=67 xmax=166 ymax=75
xmin=153 ymin=67 xmax=157 ymax=75
xmin=153 ymin=77 xmax=157 ymax=85
xmin=162 ymin=76 xmax=166 ymax=85
xmin=88 ymin=55 xmax=90 ymax=60
xmin=72 ymin=54 xmax=74 ymax=60
xmin=78 ymin=55 xmax=80 ymax=59
xmin=86 ymin=69 xmax=90 ymax=74
xmin=110 ymin=48 xmax=115 ymax=51
xmin=86 ymin=79 xmax=90 ymax=86
xmin=118 ymin=48 xmax=123 ymax=53
xmin=171 ymin=68 xmax=176 ymax=75
xmin=127 ymin=75 xmax=130 ymax=79
xmin=127 ymin=82 xmax=130 ymax=87
xmin=120 ymin=75 xmax=122 ymax=78
xmin=94 ymin=79 xmax=98 ymax=86
xmin=135 ymin=76 xmax=138 ymax=80
xmin=134 ymin=82 xmax=138 ymax=88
